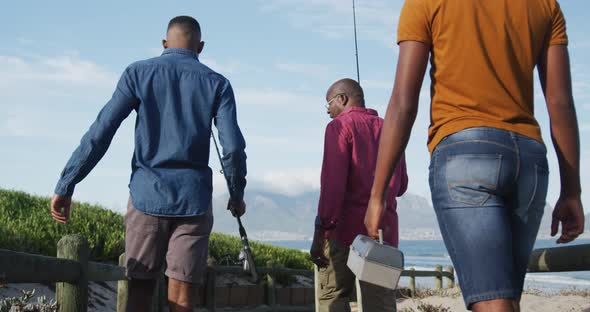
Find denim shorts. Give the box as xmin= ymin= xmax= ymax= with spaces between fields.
xmin=429 ymin=127 xmax=548 ymax=309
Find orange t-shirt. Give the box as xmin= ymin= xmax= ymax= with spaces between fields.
xmin=397 ymin=0 xmax=569 ymax=153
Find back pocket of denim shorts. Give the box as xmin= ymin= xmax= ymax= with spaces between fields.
xmin=446 ymin=154 xmax=502 ymax=206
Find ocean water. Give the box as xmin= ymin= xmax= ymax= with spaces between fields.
xmin=265 ymin=239 xmax=590 ymax=291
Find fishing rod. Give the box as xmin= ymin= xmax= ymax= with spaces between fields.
xmin=211 ymin=132 xmax=258 ymax=282
xmin=353 ymin=0 xmax=361 ymax=84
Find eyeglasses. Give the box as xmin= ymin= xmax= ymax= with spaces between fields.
xmin=325 ymin=93 xmax=345 ymax=109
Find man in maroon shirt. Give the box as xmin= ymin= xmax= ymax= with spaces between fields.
xmin=310 ymin=78 xmax=408 ymax=312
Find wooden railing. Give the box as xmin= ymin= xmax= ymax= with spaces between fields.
xmin=528 ymin=244 xmax=590 ymax=273
xmin=1 ymin=235 xmax=126 ymax=312
xmin=2 ymin=234 xmax=587 ymax=312
xmin=0 ymin=234 xmax=315 ymax=312
xmin=404 ymin=265 xmax=455 ymax=296
xmin=311 ymin=265 xmax=455 ymax=312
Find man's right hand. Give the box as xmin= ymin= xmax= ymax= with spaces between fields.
xmin=551 ymin=195 xmax=585 ymax=244
xmin=310 ymin=229 xmax=329 ymax=268
xmin=51 ymin=194 xmax=72 ymax=224
xmin=227 ymin=200 xmax=246 ymax=217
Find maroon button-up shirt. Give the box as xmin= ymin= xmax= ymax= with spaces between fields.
xmin=317 ymin=107 xmax=408 ymax=247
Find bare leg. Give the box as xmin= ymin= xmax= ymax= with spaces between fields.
xmin=127 ymin=279 xmax=156 ymax=312
xmin=472 ymin=298 xmax=518 ymax=312
xmin=511 ymin=300 xmax=520 ymax=312
xmin=168 ymin=277 xmax=198 ymax=312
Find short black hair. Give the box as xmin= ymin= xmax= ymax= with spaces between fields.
xmin=167 ymin=16 xmax=201 ymax=38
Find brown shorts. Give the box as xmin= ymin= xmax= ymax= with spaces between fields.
xmin=124 ymin=198 xmax=213 ymax=284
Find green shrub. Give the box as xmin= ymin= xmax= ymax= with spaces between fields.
xmin=400 ymin=303 xmax=451 ymax=312
xmin=0 ymin=289 xmax=58 ymax=312
xmin=0 ymin=189 xmax=124 ymax=261
xmin=210 ymin=232 xmax=312 ymax=270
xmin=0 ymin=188 xmax=312 ymax=269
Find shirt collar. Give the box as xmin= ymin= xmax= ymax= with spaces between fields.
xmin=338 ymin=106 xmax=378 ymax=117
xmin=161 ymin=48 xmax=199 ymax=60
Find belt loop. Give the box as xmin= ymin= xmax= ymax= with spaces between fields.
xmin=509 ymin=131 xmax=516 ymax=140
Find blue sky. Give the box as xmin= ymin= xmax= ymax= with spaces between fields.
xmin=0 ymin=0 xmax=588 ymax=214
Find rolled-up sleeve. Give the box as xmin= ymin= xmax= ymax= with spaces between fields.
xmin=55 ymin=68 xmax=139 ymax=196
xmin=214 ymin=79 xmax=247 ymax=202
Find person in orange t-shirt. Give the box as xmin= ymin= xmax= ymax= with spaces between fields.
xmin=365 ymin=1 xmax=584 ymax=311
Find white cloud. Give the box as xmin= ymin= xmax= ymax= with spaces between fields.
xmin=0 ymin=52 xmax=119 ymax=141
xmin=211 ymin=168 xmax=321 ymax=198
xmin=0 ymin=110 xmax=75 ymax=140
xmin=235 ymin=88 xmax=321 ymax=112
xmin=255 ymin=168 xmax=321 ymax=196
xmin=275 ymin=61 xmax=331 ymax=77
xmin=142 ymin=49 xmax=255 ymax=76
xmin=362 ymin=79 xmax=392 ymax=91
xmin=201 ymin=57 xmax=252 ymax=76
xmin=0 ymin=52 xmax=117 ymax=88
xmin=258 ymin=0 xmax=401 ymax=48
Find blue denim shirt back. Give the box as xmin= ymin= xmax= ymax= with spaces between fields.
xmin=55 ymin=48 xmax=247 ymax=216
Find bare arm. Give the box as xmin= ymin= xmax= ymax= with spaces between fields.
xmin=365 ymin=41 xmax=430 ymax=237
xmin=538 ymin=45 xmax=584 ymax=243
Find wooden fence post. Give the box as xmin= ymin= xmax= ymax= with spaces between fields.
xmin=205 ymin=258 xmax=216 ymax=312
xmin=117 ymin=253 xmax=128 ymax=312
xmin=56 ymin=234 xmax=89 ymax=312
xmin=313 ymin=265 xmax=319 ymax=312
xmin=266 ymin=260 xmax=276 ymax=308
xmin=409 ymin=268 xmax=416 ymax=297
xmin=434 ymin=265 xmax=442 ymax=290
xmin=444 ymin=266 xmax=455 ymax=288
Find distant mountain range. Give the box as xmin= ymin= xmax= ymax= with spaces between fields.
xmin=211 ymin=190 xmax=442 ymax=240
xmin=211 ymin=189 xmax=589 ymax=241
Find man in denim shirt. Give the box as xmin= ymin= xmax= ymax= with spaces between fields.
xmin=50 ymin=16 xmax=247 ymax=312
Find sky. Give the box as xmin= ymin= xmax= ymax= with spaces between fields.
xmin=0 ymin=0 xmax=588 ymax=214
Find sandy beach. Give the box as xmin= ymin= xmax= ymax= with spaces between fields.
xmin=394 ymin=293 xmax=590 ymax=312
xmin=2 ymin=282 xmax=589 ymax=311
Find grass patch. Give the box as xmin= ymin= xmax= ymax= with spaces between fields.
xmin=0 ymin=188 xmax=312 ymax=269
xmin=524 ymin=287 xmax=590 ymax=297
xmin=400 ymin=302 xmax=452 ymax=312
xmin=0 ymin=189 xmax=124 ymax=261
xmin=398 ymin=287 xmax=462 ymax=299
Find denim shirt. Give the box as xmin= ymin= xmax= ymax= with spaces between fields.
xmin=55 ymin=48 xmax=247 ymax=216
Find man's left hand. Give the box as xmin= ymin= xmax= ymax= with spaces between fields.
xmin=310 ymin=229 xmax=329 ymax=268
xmin=365 ymin=196 xmax=384 ymax=239
xmin=51 ymin=194 xmax=72 ymax=224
